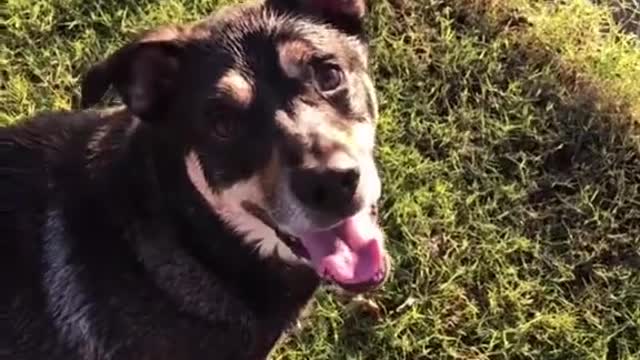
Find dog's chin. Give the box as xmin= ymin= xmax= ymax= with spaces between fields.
xmin=268 ymin=198 xmax=389 ymax=294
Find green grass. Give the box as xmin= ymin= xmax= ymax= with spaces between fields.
xmin=2 ymin=0 xmax=640 ymax=358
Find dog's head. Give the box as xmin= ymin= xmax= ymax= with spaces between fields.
xmin=82 ymin=0 xmax=388 ymax=293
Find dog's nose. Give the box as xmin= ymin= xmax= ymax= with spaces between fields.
xmin=291 ymin=166 xmax=361 ymax=217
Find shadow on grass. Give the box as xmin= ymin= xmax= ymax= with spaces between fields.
xmin=330 ymin=4 xmax=640 ymax=357
xmin=521 ymin=85 xmax=640 ymax=359
xmin=478 ymin=48 xmax=640 ymax=358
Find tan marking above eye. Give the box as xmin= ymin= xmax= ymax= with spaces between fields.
xmin=216 ymin=70 xmax=254 ymax=109
xmin=277 ymin=40 xmax=313 ymax=79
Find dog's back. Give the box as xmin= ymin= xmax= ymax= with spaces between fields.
xmin=0 ymin=113 xmax=119 ymax=358
xmin=0 ymin=112 xmax=104 ymax=358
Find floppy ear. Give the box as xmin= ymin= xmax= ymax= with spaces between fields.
xmin=81 ymin=40 xmax=184 ymax=122
xmin=266 ymin=0 xmax=367 ymax=36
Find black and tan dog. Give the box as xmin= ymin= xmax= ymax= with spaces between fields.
xmin=0 ymin=0 xmax=388 ymax=358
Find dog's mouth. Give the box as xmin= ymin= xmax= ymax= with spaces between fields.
xmin=242 ymin=202 xmax=388 ymax=293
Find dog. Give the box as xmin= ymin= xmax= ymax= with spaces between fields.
xmin=0 ymin=0 xmax=388 ymax=358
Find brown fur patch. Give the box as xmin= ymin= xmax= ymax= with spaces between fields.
xmin=216 ymin=70 xmax=255 ymax=109
xmin=277 ymin=40 xmax=313 ymax=79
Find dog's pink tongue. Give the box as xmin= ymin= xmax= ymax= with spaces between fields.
xmin=300 ymin=210 xmax=384 ymax=285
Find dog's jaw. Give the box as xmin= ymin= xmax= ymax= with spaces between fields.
xmin=185 ymin=150 xmax=302 ymax=261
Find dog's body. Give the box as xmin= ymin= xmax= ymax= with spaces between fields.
xmin=0 ymin=107 xmax=318 ymax=359
xmin=0 ymin=1 xmax=387 ymax=359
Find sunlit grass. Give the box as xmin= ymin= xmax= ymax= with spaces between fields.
xmin=2 ymin=0 xmax=640 ymax=358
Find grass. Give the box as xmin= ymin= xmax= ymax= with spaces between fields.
xmin=2 ymin=0 xmax=640 ymax=358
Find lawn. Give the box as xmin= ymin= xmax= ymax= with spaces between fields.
xmin=2 ymin=0 xmax=640 ymax=359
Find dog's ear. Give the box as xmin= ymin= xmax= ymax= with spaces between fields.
xmin=81 ymin=37 xmax=184 ymax=122
xmin=266 ymin=0 xmax=367 ymax=35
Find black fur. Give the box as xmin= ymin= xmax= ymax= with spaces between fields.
xmin=0 ymin=0 xmax=376 ymax=358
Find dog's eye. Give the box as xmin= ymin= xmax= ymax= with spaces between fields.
xmin=312 ymin=62 xmax=344 ymax=93
xmin=212 ymin=118 xmax=238 ymax=140
xmin=205 ymin=103 xmax=239 ymax=141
